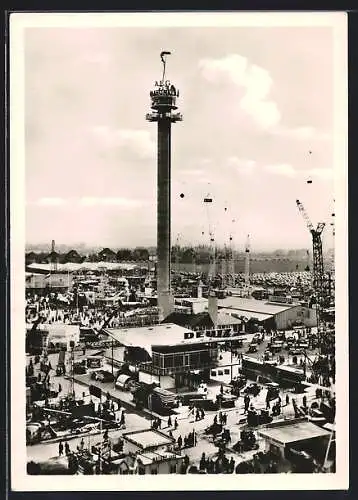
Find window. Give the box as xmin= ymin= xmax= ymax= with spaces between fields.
xmin=211 ymin=371 xmax=217 ymax=377
xmin=218 ymin=370 xmax=223 ymax=376
xmin=138 ymin=467 xmax=146 ymax=475
xmin=224 ymin=369 xmax=230 ymax=375
xmin=170 ymin=464 xmax=177 ymax=474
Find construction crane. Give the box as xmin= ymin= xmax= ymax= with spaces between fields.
xmin=244 ymin=234 xmax=250 ymax=297
xmin=174 ymin=233 xmax=181 ymax=271
xmin=219 ymin=247 xmax=227 ymax=289
xmin=296 ymin=199 xmax=326 ymax=319
xmin=222 ymin=205 xmax=236 ymax=288
xmin=204 ymin=194 xmax=216 ymax=282
xmin=326 ymin=203 xmax=335 ymax=307
xmin=227 ymin=223 xmax=236 ymax=287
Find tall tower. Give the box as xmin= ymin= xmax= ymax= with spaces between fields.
xmin=227 ymin=233 xmax=235 ymax=287
xmin=219 ymin=247 xmax=227 ymax=289
xmin=204 ymin=194 xmax=216 ymax=282
xmin=244 ymin=234 xmax=250 ymax=296
xmin=50 ymin=239 xmax=58 ymax=273
xmin=146 ymin=52 xmax=182 ymax=321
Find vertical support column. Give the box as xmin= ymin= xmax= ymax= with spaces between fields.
xmin=157 ymin=117 xmax=173 ymax=321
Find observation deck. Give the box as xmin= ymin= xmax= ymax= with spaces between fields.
xmin=146 ymin=80 xmax=183 ymax=123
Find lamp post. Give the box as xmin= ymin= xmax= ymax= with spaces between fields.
xmin=148 ymin=393 xmax=153 ymax=424
xmin=111 ymin=337 xmax=114 ymax=377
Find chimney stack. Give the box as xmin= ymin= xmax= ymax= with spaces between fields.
xmin=197 ymin=280 xmax=203 ymax=299
xmin=208 ymin=292 xmax=218 ymax=329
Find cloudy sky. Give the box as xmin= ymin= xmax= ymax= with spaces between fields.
xmin=24 ymin=22 xmax=337 ymax=251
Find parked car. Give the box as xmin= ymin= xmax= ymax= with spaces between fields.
xmin=253 ymin=333 xmax=263 ymax=344
xmin=73 ymin=362 xmax=87 ymax=375
xmin=265 ymin=382 xmax=280 ymax=401
xmin=244 ymin=383 xmax=261 ymax=397
xmin=90 ymin=370 xmax=115 ymax=383
xmin=247 ymin=342 xmax=258 ymax=353
xmin=289 ymin=347 xmax=303 ymax=356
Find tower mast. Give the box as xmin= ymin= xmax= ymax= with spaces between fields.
xmin=244 ymin=234 xmax=250 ymax=297
xmin=204 ymin=194 xmax=216 ymax=283
xmin=227 ymin=219 xmax=236 ymax=287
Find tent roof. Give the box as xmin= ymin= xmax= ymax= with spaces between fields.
xmin=104 ymin=323 xmax=198 ymax=354
xmin=219 ymin=308 xmax=273 ymax=322
xmin=258 ymin=420 xmax=330 ymax=445
xmin=218 ymin=297 xmax=298 ymax=315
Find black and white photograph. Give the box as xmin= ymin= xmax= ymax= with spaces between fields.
xmin=10 ymin=12 xmax=348 ymax=491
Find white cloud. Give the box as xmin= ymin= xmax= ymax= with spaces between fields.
xmin=79 ymin=197 xmax=143 ymax=208
xmin=83 ymin=52 xmax=111 ymax=66
xmin=265 ymin=163 xmax=296 ymax=177
xmin=36 ymin=197 xmax=68 ymax=206
xmin=91 ymin=126 xmax=156 ymax=159
xmin=227 ymin=157 xmax=256 ymax=175
xmin=301 ymin=168 xmax=333 ymax=180
xmin=199 ymin=54 xmax=281 ymax=129
xmin=178 ymin=168 xmax=205 ymax=177
xmin=272 ymin=125 xmax=331 ymax=141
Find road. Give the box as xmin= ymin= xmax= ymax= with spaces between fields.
xmin=27 ymin=412 xmax=147 ymax=463
xmin=26 ymin=337 xmax=323 ymax=467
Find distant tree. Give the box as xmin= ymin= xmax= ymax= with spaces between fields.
xmin=116 ymin=249 xmax=133 ymax=261
xmin=132 ymin=247 xmax=149 ymax=261
xmin=181 ymin=247 xmax=196 ymax=263
xmin=87 ymin=253 xmax=100 ymax=263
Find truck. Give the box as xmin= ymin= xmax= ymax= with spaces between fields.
xmin=133 ymin=383 xmax=178 ymax=415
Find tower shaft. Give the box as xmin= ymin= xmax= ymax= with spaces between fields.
xmin=157 ymin=118 xmax=172 ymax=306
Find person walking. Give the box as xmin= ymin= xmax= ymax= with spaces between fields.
xmin=58 ymin=383 xmax=62 ymax=393
xmin=266 ymin=396 xmax=270 ymax=410
xmin=177 ymin=435 xmax=182 ymax=449
xmin=244 ymin=394 xmax=250 ymax=413
xmin=174 ymin=417 xmax=178 ymax=430
xmin=64 ymin=442 xmax=70 ymax=456
xmin=58 ymin=441 xmax=64 ymax=456
xmin=167 ymin=415 xmax=172 ymax=428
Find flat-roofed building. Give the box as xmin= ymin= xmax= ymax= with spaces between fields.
xmin=121 ymin=428 xmax=184 ymax=475
xmin=257 ymin=417 xmax=331 ymax=462
xmin=104 ymin=323 xmax=220 ymax=389
xmin=218 ymin=297 xmax=316 ymax=330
